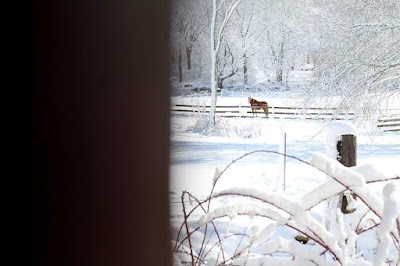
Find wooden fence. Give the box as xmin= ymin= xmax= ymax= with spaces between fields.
xmin=377 ymin=113 xmax=400 ymax=132
xmin=171 ymin=104 xmax=400 ymax=132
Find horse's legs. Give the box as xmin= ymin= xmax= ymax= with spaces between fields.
xmin=264 ymin=108 xmax=268 ymax=118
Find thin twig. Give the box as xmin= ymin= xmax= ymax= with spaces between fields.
xmin=181 ymin=192 xmax=195 ymax=266
xmin=175 ymin=191 xmax=226 ymax=265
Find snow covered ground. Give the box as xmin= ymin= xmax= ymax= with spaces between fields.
xmin=169 ymin=94 xmax=400 ymax=265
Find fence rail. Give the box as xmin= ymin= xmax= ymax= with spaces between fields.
xmin=377 ymin=114 xmax=400 ymax=132
xmin=171 ymin=104 xmax=400 ymax=132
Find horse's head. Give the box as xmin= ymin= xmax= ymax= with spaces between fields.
xmin=248 ymin=96 xmax=253 ymax=104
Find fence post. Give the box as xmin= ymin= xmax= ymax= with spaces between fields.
xmin=337 ymin=134 xmax=357 ymax=213
xmin=272 ymin=105 xmax=275 ymax=119
xmin=323 ymin=121 xmax=358 ymax=237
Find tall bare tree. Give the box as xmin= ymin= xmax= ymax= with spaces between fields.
xmin=232 ymin=0 xmax=264 ymax=85
xmin=208 ymin=0 xmax=244 ymax=127
xmin=259 ymin=0 xmax=302 ymax=84
xmin=170 ymin=1 xmax=205 ymax=83
xmin=216 ymin=42 xmax=238 ymax=89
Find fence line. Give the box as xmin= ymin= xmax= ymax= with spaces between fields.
xmin=171 ymin=104 xmax=400 ymax=132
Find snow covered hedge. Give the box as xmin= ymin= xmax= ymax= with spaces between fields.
xmin=172 ymin=150 xmax=400 ymax=266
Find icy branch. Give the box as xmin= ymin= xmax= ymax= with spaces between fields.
xmin=308 ymin=152 xmax=386 ymax=218
xmin=373 ymin=182 xmax=400 ymax=266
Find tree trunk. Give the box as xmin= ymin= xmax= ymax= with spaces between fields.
xmin=243 ymin=54 xmax=248 ymax=84
xmin=209 ymin=50 xmax=217 ymax=127
xmin=208 ymin=0 xmax=218 ymax=127
xmin=217 ymin=77 xmax=223 ymax=89
xmin=276 ymin=69 xmax=283 ymax=83
xmin=218 ymin=70 xmax=237 ymax=90
xmin=276 ymin=41 xmax=285 ymax=83
xmin=186 ymin=47 xmax=192 ymax=70
xmin=178 ymin=50 xmax=183 ymax=82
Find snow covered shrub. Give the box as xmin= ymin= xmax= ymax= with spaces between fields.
xmin=207 ymin=118 xmax=236 ymax=137
xmin=189 ymin=116 xmax=234 ymax=137
xmin=189 ymin=115 xmax=209 ymax=135
xmin=232 ymin=120 xmax=264 ymax=138
xmin=189 ymin=115 xmax=265 ymax=138
xmin=172 ymin=150 xmax=400 ymax=266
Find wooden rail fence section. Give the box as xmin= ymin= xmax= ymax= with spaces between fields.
xmin=377 ymin=113 xmax=400 ymax=132
xmin=171 ymin=104 xmax=400 ymax=132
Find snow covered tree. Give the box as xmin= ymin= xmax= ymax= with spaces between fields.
xmin=258 ymin=0 xmax=305 ymax=85
xmin=303 ymin=0 xmax=400 ymax=118
xmin=210 ymin=0 xmax=263 ymax=91
xmin=216 ymin=42 xmax=239 ymax=89
xmin=230 ymin=0 xmax=264 ymax=85
xmin=170 ymin=1 xmax=206 ymax=83
xmin=208 ymin=0 xmax=244 ymax=127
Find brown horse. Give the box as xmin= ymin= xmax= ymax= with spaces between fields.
xmin=248 ymin=96 xmax=269 ymax=117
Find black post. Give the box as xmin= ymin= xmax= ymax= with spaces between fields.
xmin=337 ymin=135 xmax=357 ymax=167
xmin=337 ymin=134 xmax=357 ymax=213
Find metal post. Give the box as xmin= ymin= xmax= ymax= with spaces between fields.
xmin=283 ymin=132 xmax=287 ymax=191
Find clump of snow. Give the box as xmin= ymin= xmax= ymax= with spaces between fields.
xmin=346 ymin=198 xmax=358 ymax=211
xmin=309 ymin=152 xmax=365 ymax=188
xmin=250 ymin=222 xmax=278 ymax=245
xmin=324 ymin=121 xmax=358 ymax=137
xmin=324 ymin=121 xmax=358 ymax=159
xmin=212 ymin=167 xmax=221 ymax=185
xmin=352 ymin=164 xmax=395 ymax=183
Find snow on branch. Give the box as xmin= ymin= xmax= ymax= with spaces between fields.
xmin=373 ymin=182 xmax=400 ymax=266
xmin=198 ymin=188 xmax=346 ymax=264
xmin=308 ymin=152 xmax=390 ymax=220
xmin=255 ymin=237 xmax=334 ymax=266
xmin=297 ymin=159 xmax=398 ymax=213
xmin=197 ymin=203 xmax=286 ymax=228
xmin=212 ymin=187 xmax=304 ymax=216
xmin=352 ymin=164 xmax=400 ymax=184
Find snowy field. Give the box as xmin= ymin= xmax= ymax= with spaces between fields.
xmin=169 ymin=95 xmax=400 ymax=265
